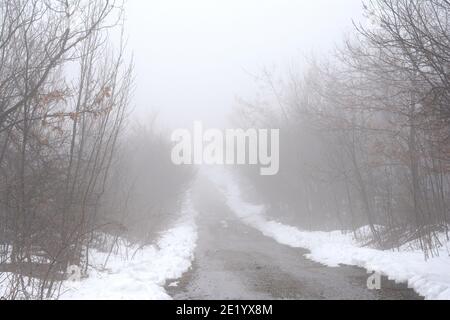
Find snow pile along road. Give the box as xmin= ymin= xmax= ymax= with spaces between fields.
xmin=207 ymin=167 xmax=450 ymax=300
xmin=60 ymin=195 xmax=198 ymax=300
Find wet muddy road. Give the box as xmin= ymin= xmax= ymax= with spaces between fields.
xmin=166 ymin=177 xmax=421 ymax=300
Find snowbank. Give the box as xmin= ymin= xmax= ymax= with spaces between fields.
xmin=60 ymin=195 xmax=198 ymax=300
xmin=207 ymin=167 xmax=450 ymax=300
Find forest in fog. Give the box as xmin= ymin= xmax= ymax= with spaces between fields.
xmin=237 ymin=0 xmax=450 ymax=258
xmin=0 ymin=0 xmax=192 ymax=299
xmin=0 ymin=0 xmax=450 ymax=300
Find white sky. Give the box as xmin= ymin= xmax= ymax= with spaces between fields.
xmin=122 ymin=0 xmax=364 ymax=129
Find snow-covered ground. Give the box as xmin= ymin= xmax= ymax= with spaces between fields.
xmin=207 ymin=167 xmax=450 ymax=300
xmin=60 ymin=194 xmax=198 ymax=300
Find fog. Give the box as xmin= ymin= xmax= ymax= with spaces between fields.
xmin=2 ymin=0 xmax=449 ymax=301
xmin=123 ymin=0 xmax=363 ymax=128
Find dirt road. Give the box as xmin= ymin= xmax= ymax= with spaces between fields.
xmin=166 ymin=176 xmax=421 ymax=300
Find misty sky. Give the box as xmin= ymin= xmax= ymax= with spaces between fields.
xmin=122 ymin=0 xmax=364 ymax=129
